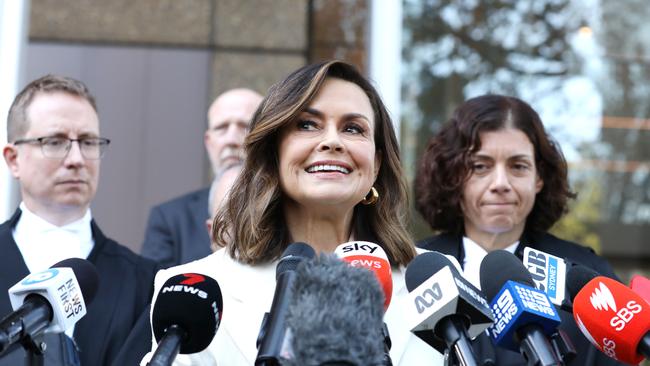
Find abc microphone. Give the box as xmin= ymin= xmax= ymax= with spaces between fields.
xmin=281 ymin=254 xmax=386 ymax=366
xmin=0 ymin=258 xmax=98 ymax=356
xmin=567 ymin=265 xmax=650 ymax=364
xmin=256 ymin=242 xmax=315 ymax=366
xmin=480 ymin=250 xmax=563 ymax=366
xmin=405 ymin=251 xmax=494 ymax=366
xmin=149 ymin=273 xmax=223 ymax=366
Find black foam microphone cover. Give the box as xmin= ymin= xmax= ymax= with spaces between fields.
xmin=152 ymin=273 xmax=223 ymax=354
xmin=404 ymin=251 xmax=458 ymax=291
xmin=283 ymin=254 xmax=385 ymax=366
xmin=479 ymin=250 xmax=536 ymax=302
xmin=50 ymin=257 xmax=99 ymax=305
xmin=565 ymin=264 xmax=600 ymax=303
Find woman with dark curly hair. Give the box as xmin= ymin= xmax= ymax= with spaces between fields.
xmin=415 ymin=94 xmax=623 ymax=365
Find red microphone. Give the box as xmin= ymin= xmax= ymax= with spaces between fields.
xmin=572 ymin=275 xmax=650 ymax=364
xmin=631 ymin=275 xmax=650 ymax=305
xmin=334 ymin=241 xmax=392 ymax=310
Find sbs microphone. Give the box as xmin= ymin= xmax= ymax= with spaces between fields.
xmin=630 ymin=274 xmax=650 ymax=305
xmin=480 ymin=250 xmax=562 ymax=366
xmin=256 ymin=242 xmax=315 ymax=366
xmin=0 ymin=258 xmax=99 ymax=355
xmin=334 ymin=241 xmax=392 ymax=310
xmin=567 ymin=265 xmax=650 ymax=364
xmin=281 ymin=254 xmax=385 ymax=366
xmin=404 ymin=251 xmax=493 ymax=365
xmin=150 ymin=273 xmax=223 ymax=366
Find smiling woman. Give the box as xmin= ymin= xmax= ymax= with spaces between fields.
xmin=143 ymin=60 xmax=443 ymax=365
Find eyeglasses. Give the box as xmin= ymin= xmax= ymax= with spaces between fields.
xmin=13 ymin=136 xmax=111 ymax=159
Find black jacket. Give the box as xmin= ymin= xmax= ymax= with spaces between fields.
xmin=141 ymin=187 xmax=211 ymax=268
xmin=417 ymin=230 xmax=625 ymax=366
xmin=0 ymin=209 xmax=157 ymax=365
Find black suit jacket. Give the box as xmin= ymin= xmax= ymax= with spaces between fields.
xmin=141 ymin=188 xmax=211 ymax=268
xmin=418 ymin=231 xmax=625 ymax=366
xmin=0 ymin=209 xmax=157 ymax=366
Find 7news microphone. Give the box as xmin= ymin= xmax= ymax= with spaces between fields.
xmin=149 ymin=273 xmax=223 ymax=366
xmin=480 ymin=250 xmax=564 ymax=366
xmin=335 ymin=241 xmax=394 ymax=365
xmin=281 ymin=253 xmax=387 ymax=365
xmin=404 ymin=251 xmax=494 ymax=366
xmin=0 ymin=258 xmax=98 ymax=357
xmin=256 ymin=242 xmax=315 ymax=366
xmin=566 ymin=264 xmax=650 ymax=365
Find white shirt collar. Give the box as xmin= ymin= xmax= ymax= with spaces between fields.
xmin=461 ymin=236 xmax=518 ymax=290
xmin=13 ymin=202 xmax=95 ymax=273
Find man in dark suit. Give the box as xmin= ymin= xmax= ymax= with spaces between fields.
xmin=0 ymin=75 xmax=157 ymax=365
xmin=141 ymin=88 xmax=262 ymax=268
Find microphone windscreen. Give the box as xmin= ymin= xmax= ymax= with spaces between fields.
xmin=50 ymin=258 xmax=99 ymax=305
xmin=284 ymin=254 xmax=385 ymax=366
xmin=334 ymin=241 xmax=393 ymax=310
xmin=277 ymin=242 xmax=316 ymax=278
xmin=152 ymin=273 xmax=223 ymax=354
xmin=572 ymin=276 xmax=650 ymax=364
xmin=566 ymin=264 xmax=599 ymax=303
xmin=480 ymin=250 xmax=535 ymax=301
xmin=404 ymin=251 xmax=458 ymax=292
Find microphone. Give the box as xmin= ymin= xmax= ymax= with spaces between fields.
xmin=334 ymin=241 xmax=393 ymax=365
xmin=281 ymin=254 xmax=386 ymax=366
xmin=334 ymin=241 xmax=392 ymax=310
xmin=567 ymin=265 xmax=650 ymax=364
xmin=256 ymin=242 xmax=316 ymax=366
xmin=630 ymin=274 xmax=650 ymax=305
xmin=0 ymin=258 xmax=98 ymax=356
xmin=404 ymin=251 xmax=494 ymax=366
xmin=480 ymin=250 xmax=563 ymax=366
xmin=522 ymin=247 xmax=572 ymax=311
xmin=149 ymin=273 xmax=223 ymax=366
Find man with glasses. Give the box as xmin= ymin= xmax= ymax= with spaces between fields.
xmin=0 ymin=75 xmax=157 ymax=365
xmin=141 ymin=88 xmax=262 ymax=268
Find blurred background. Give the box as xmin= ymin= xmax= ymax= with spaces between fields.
xmin=1 ymin=0 xmax=648 ymax=285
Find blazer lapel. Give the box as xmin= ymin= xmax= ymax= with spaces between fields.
xmin=0 ymin=210 xmax=30 ymax=313
xmin=215 ymin=252 xmax=277 ymax=364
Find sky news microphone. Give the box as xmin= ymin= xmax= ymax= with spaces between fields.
xmin=567 ymin=265 xmax=650 ymax=364
xmin=630 ymin=274 xmax=650 ymax=305
xmin=281 ymin=254 xmax=386 ymax=366
xmin=334 ymin=241 xmax=392 ymax=311
xmin=405 ymin=251 xmax=494 ymax=366
xmin=480 ymin=250 xmax=563 ymax=366
xmin=334 ymin=241 xmax=393 ymax=365
xmin=149 ymin=273 xmax=223 ymax=366
xmin=256 ymin=242 xmax=315 ymax=366
xmin=0 ymin=258 xmax=98 ymax=356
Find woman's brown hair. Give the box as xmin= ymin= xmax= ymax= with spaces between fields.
xmin=213 ymin=60 xmax=415 ymax=266
xmin=414 ymin=94 xmax=576 ymax=235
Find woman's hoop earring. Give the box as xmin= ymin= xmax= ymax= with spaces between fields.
xmin=361 ymin=186 xmax=379 ymax=205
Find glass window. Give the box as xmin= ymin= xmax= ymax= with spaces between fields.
xmin=401 ymin=0 xmax=650 ymax=276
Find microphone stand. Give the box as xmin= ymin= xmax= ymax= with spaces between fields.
xmin=439 ymin=317 xmax=478 ymax=366
xmin=22 ymin=336 xmax=45 ymax=366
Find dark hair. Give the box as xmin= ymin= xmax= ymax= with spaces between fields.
xmin=213 ymin=60 xmax=416 ymax=266
xmin=7 ymin=74 xmax=97 ymax=142
xmin=414 ymin=94 xmax=576 ymax=235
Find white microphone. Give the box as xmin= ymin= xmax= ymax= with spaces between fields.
xmin=0 ymin=258 xmax=98 ymax=355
